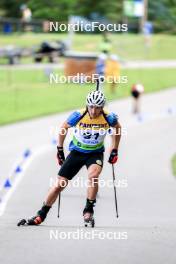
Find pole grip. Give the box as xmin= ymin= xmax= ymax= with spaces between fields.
xmin=96 ymin=78 xmax=100 ymax=91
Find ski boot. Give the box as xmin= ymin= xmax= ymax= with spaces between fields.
xmin=17 ymin=204 xmax=51 ymax=226
xmin=83 ymin=199 xmax=96 ymax=228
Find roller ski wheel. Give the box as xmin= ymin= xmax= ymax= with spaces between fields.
xmin=84 ymin=213 xmax=95 ymax=228
xmin=17 ymin=219 xmax=27 ymax=226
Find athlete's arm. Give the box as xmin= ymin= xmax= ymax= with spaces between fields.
xmin=57 ymin=110 xmax=83 ymax=165
xmin=58 ymin=108 xmax=83 ymax=146
xmin=108 ymin=122 xmax=121 ymax=164
xmin=111 ymin=122 xmax=121 ymax=150
xmin=105 ymin=111 xmax=121 ymax=150
xmin=58 ymin=121 xmax=71 ymax=147
xmin=56 ymin=121 xmax=71 ymax=165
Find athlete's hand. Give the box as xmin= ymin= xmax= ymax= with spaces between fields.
xmin=57 ymin=146 xmax=65 ymax=165
xmin=108 ymin=149 xmax=118 ymax=164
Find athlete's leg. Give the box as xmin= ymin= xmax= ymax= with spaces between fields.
xmin=82 ymin=164 xmax=102 ymax=223
xmin=45 ymin=150 xmax=85 ymax=206
xmin=23 ymin=176 xmax=68 ymax=225
xmin=82 ymin=152 xmax=104 ymax=222
xmin=87 ymin=164 xmax=102 ymax=200
xmin=45 ymin=176 xmax=68 ymax=206
xmin=20 ymin=151 xmax=84 ymax=225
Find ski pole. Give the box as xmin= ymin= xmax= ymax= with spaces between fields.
xmin=112 ymin=164 xmax=119 ymax=218
xmin=57 ymin=193 xmax=61 ymax=218
xmin=96 ymin=78 xmax=100 ymax=91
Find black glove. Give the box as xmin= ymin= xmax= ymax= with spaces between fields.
xmin=57 ymin=146 xmax=65 ymax=165
xmin=108 ymin=149 xmax=118 ymax=164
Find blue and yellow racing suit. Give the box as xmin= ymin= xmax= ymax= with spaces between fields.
xmin=67 ymin=108 xmax=118 ymax=153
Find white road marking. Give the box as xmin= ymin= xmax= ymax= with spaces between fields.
xmin=0 ymin=145 xmax=54 ymax=216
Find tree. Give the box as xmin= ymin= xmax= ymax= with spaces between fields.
xmin=148 ymin=0 xmax=176 ymax=32
xmin=0 ymin=0 xmax=175 ymax=33
xmin=28 ymin=0 xmax=77 ymax=21
xmin=75 ymin=0 xmax=123 ymax=22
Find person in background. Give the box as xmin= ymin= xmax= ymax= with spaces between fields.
xmin=131 ymin=83 xmax=144 ymax=114
xmin=99 ymin=32 xmax=112 ymax=55
xmin=20 ymin=4 xmax=32 ymax=31
xmin=95 ymin=53 xmax=107 ymax=89
xmin=106 ymin=55 xmax=120 ymax=94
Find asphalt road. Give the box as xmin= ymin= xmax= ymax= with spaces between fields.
xmin=0 ymin=88 xmax=176 ymax=264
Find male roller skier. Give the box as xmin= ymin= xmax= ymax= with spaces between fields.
xmin=18 ymin=90 xmax=121 ymax=226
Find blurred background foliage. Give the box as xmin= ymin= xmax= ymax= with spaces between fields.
xmin=0 ymin=0 xmax=176 ymax=33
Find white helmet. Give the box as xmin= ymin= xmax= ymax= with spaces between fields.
xmin=86 ymin=90 xmax=106 ymax=107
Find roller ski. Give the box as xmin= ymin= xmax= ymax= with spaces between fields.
xmin=17 ymin=204 xmax=51 ymax=226
xmin=83 ymin=213 xmax=95 ymax=227
xmin=17 ymin=216 xmax=44 ymax=226
xmin=83 ymin=199 xmax=96 ymax=228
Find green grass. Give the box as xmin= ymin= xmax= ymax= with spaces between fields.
xmin=0 ymin=33 xmax=176 ymax=61
xmin=172 ymin=154 xmax=176 ymax=176
xmin=0 ymin=68 xmax=176 ymax=125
